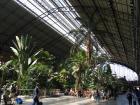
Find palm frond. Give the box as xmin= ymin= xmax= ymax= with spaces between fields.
xmin=16 ymin=36 xmax=21 ymax=50
xmin=10 ymin=47 xmax=19 ymax=56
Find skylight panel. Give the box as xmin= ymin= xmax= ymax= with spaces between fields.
xmin=14 ymin=0 xmax=106 ymax=55
xmin=14 ymin=0 xmax=81 ymax=43
xmin=110 ymin=63 xmax=138 ymax=81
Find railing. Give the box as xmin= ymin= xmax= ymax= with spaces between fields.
xmin=19 ymin=89 xmax=34 ymax=96
xmin=18 ymin=89 xmax=61 ymax=97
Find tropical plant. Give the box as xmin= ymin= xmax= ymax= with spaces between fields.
xmin=19 ymin=49 xmax=55 ymax=89
xmin=10 ymin=35 xmax=38 ymax=79
xmin=27 ymin=63 xmax=52 ymax=88
xmin=66 ymin=50 xmax=89 ymax=91
xmin=34 ymin=49 xmax=55 ymax=65
xmin=56 ymin=63 xmax=75 ymax=89
xmin=92 ymin=63 xmax=118 ymax=90
xmin=80 ymin=68 xmax=93 ymax=89
xmin=0 ymin=61 xmax=10 ymax=85
xmin=69 ymin=27 xmax=94 ymax=65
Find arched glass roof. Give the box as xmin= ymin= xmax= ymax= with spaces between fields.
xmin=13 ymin=0 xmax=106 ymax=54
xmin=110 ymin=63 xmax=138 ymax=81
xmin=2 ymin=0 xmax=138 ymax=75
xmin=14 ymin=0 xmax=81 ymax=43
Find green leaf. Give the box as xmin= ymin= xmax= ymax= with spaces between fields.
xmin=30 ymin=59 xmax=37 ymax=67
xmin=16 ymin=36 xmax=21 ymax=49
xmin=28 ymin=58 xmax=32 ymax=65
xmin=10 ymin=47 xmax=19 ymax=56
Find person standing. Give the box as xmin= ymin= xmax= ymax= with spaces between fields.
xmin=15 ymin=85 xmax=20 ymax=97
xmin=10 ymin=83 xmax=16 ymax=98
xmin=32 ymin=83 xmax=40 ymax=105
xmin=95 ymin=90 xmax=100 ymax=104
xmin=132 ymin=91 xmax=137 ymax=105
xmin=127 ymin=90 xmax=132 ymax=105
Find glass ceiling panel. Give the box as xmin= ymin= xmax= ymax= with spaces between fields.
xmin=12 ymin=0 xmax=136 ymax=75
xmin=110 ymin=63 xmax=138 ymax=81
xmin=13 ymin=0 xmax=107 ymax=55
xmin=14 ymin=0 xmax=81 ymax=43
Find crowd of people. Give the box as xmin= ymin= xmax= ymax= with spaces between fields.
xmin=0 ymin=83 xmax=19 ymax=105
xmin=3 ymin=83 xmax=139 ymax=105
xmin=65 ymin=88 xmax=112 ymax=104
xmin=0 ymin=83 xmax=41 ymax=105
xmin=123 ymin=87 xmax=140 ymax=105
xmin=65 ymin=88 xmax=92 ymax=98
xmin=114 ymin=87 xmax=140 ymax=105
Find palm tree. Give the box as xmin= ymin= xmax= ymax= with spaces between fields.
xmin=69 ymin=18 xmax=112 ymax=90
xmin=67 ymin=50 xmax=88 ymax=91
xmin=69 ymin=27 xmax=94 ymax=65
xmin=68 ymin=22 xmax=100 ymax=90
xmin=0 ymin=60 xmax=12 ymax=85
xmin=10 ymin=35 xmax=38 ymax=79
xmin=69 ymin=17 xmax=100 ymax=66
xmin=81 ymin=68 xmax=94 ymax=89
xmin=92 ymin=62 xmax=115 ymax=89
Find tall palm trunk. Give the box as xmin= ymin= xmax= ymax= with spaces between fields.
xmin=75 ymin=64 xmax=82 ymax=91
xmin=86 ymin=34 xmax=93 ymax=65
xmin=75 ymin=72 xmax=81 ymax=91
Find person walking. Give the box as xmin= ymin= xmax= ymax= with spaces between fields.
xmin=32 ymin=83 xmax=40 ymax=105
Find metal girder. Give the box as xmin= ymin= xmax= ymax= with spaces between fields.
xmin=92 ymin=30 xmax=133 ymax=41
xmin=95 ymin=33 xmax=117 ymax=56
xmin=68 ymin=0 xmax=135 ymax=71
xmin=108 ymin=0 xmax=129 ymax=64
xmin=110 ymin=60 xmax=134 ymax=70
xmin=49 ymin=0 xmax=79 ymax=29
xmin=90 ymin=0 xmax=123 ymax=60
xmin=0 ymin=0 xmax=77 ymax=58
xmin=134 ymin=0 xmax=140 ymax=74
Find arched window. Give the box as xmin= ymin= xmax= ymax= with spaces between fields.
xmin=110 ymin=63 xmax=138 ymax=81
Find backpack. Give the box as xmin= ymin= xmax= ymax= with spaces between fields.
xmin=16 ymin=98 xmax=23 ymax=104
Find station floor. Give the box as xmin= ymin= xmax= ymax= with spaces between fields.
xmin=4 ymin=94 xmax=138 ymax=105
xmin=116 ymin=93 xmax=139 ymax=105
xmin=19 ymin=96 xmax=116 ymax=105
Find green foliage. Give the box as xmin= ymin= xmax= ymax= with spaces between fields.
xmin=56 ymin=63 xmax=75 ymax=89
xmin=0 ymin=60 xmax=18 ymax=85
xmin=80 ymin=68 xmax=93 ymax=89
xmin=27 ymin=63 xmax=51 ymax=88
xmin=91 ymin=63 xmax=120 ymax=90
xmin=9 ymin=35 xmax=57 ymax=89
xmin=22 ymin=49 xmax=55 ymax=89
xmin=34 ymin=49 xmax=55 ymax=65
xmin=0 ymin=34 xmax=125 ymax=94
xmin=10 ymin=35 xmax=38 ymax=77
xmin=66 ymin=50 xmax=89 ymax=90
